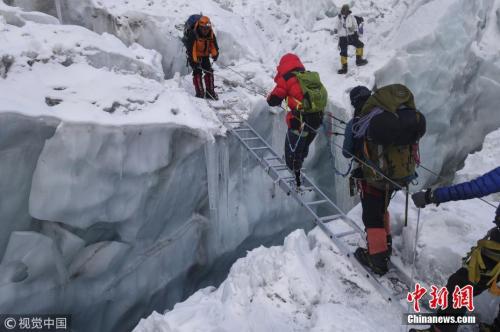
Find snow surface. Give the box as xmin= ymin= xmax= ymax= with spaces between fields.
xmin=0 ymin=3 xmax=221 ymax=131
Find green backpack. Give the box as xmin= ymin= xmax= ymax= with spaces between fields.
xmin=358 ymin=84 xmax=426 ymax=189
xmin=293 ymin=71 xmax=328 ymax=113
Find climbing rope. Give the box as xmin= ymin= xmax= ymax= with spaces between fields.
xmin=215 ymin=62 xmax=269 ymax=95
xmin=325 ymin=112 xmax=348 ymax=126
xmin=199 ymin=66 xmax=268 ymax=98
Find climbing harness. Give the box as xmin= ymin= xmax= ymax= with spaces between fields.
xmin=464 ymin=228 xmax=500 ymax=295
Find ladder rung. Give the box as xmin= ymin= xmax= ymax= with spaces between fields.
xmin=265 ymin=156 xmax=281 ymax=161
xmin=225 ymin=120 xmax=243 ymax=124
xmin=334 ymin=230 xmax=357 ymax=238
xmin=306 ymin=200 xmax=327 ymax=206
xmin=251 ymin=146 xmax=269 ymax=150
xmin=234 ymin=128 xmax=252 ymax=132
xmin=319 ymin=214 xmax=342 ymax=222
xmin=242 ymin=137 xmax=260 ymax=141
xmin=300 ymin=186 xmax=314 ymax=191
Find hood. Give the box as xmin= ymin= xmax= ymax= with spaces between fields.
xmin=276 ymin=53 xmax=305 ymax=77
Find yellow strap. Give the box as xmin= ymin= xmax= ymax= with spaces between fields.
xmin=466 ymin=239 xmax=500 ymax=295
xmin=467 ymin=247 xmax=486 ymax=284
xmin=487 ymin=263 xmax=500 ymax=296
xmin=478 ymin=239 xmax=500 ymax=252
xmin=292 ymin=97 xmax=303 ymax=110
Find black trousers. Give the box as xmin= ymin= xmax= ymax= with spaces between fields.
xmin=359 ymin=183 xmax=393 ymax=254
xmin=434 ymin=266 xmax=499 ymax=332
xmin=339 ymin=33 xmax=364 ymax=57
xmin=190 ymin=56 xmax=212 ymax=76
xmin=284 ymin=112 xmax=323 ymax=173
xmin=360 ymin=185 xmax=392 ymax=229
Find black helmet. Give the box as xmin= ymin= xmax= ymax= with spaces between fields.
xmin=350 ymin=86 xmax=371 ymax=106
xmin=350 ymin=86 xmax=371 ymax=116
xmin=341 ymin=4 xmax=350 ymax=15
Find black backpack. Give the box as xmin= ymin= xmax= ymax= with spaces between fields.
xmin=354 ymin=16 xmax=364 ymax=35
xmin=182 ymin=14 xmax=202 ymax=48
xmin=337 ymin=14 xmax=364 ymax=35
xmin=357 ymin=84 xmax=426 ymax=186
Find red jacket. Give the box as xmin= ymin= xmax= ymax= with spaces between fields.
xmin=267 ymin=53 xmax=305 ymax=127
xmin=268 ymin=53 xmax=305 ymax=110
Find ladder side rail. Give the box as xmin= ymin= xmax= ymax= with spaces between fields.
xmin=215 ymin=106 xmax=410 ymax=310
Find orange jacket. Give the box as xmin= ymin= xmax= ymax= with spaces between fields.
xmin=191 ymin=22 xmax=218 ymax=63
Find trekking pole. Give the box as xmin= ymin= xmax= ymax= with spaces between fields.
xmin=404 ymin=184 xmax=409 ymax=227
xmin=407 ymin=207 xmax=422 ymax=331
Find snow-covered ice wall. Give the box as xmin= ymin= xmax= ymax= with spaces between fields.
xmin=376 ymin=0 xmax=500 ymax=182
xmin=0 ymin=112 xmax=333 ymax=331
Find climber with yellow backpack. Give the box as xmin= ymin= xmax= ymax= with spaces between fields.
xmin=409 ymin=167 xmax=500 ymax=332
xmin=343 ymin=84 xmax=426 ymax=276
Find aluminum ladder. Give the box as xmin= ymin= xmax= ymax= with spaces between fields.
xmin=212 ymin=105 xmax=411 ymax=309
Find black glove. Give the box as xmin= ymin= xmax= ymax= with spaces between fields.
xmin=333 ymin=28 xmax=338 ymax=34
xmin=411 ymin=188 xmax=435 ymax=208
xmin=212 ymin=54 xmax=219 ymax=62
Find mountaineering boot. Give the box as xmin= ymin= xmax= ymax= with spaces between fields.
xmin=356 ymin=56 xmax=368 ymax=66
xmin=337 ymin=64 xmax=348 ymax=74
xmin=204 ymin=72 xmax=218 ymax=100
xmin=354 ymin=247 xmax=389 ymax=276
xmin=355 ymin=48 xmax=368 ymax=66
xmin=338 ymin=56 xmax=348 ymax=74
xmin=193 ymin=74 xmax=205 ymax=98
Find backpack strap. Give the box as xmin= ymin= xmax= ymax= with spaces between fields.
xmin=464 ymin=232 xmax=500 ymax=294
xmin=283 ymin=67 xmax=305 ymax=81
